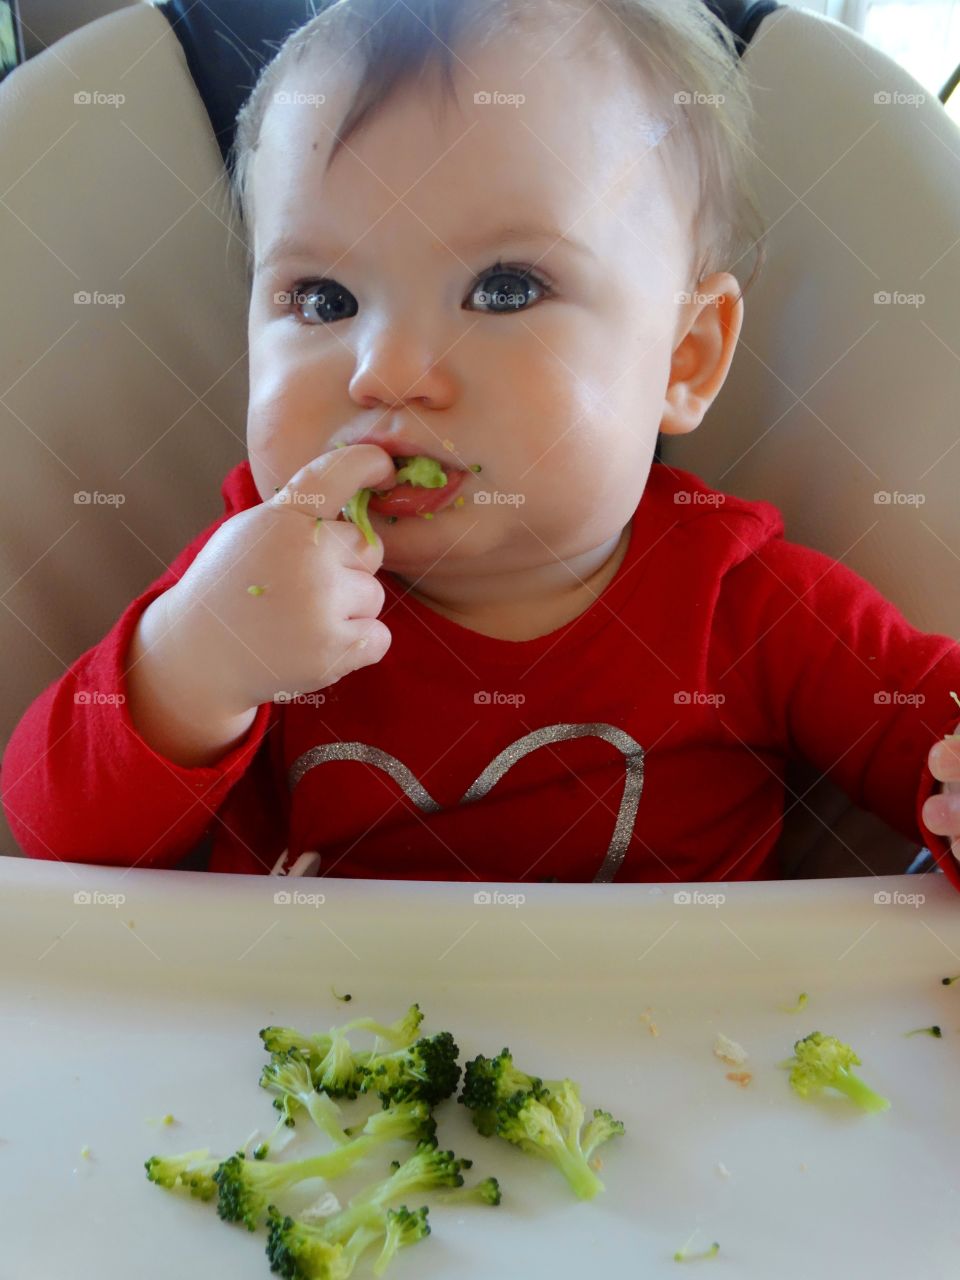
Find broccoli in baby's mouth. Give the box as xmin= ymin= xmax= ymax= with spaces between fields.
xmin=343 ymin=455 xmax=451 ymax=547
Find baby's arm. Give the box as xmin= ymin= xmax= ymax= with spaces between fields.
xmin=711 ymin=534 xmax=960 ymax=887
xmin=0 ymin=469 xmax=273 ymax=869
xmin=1 ymin=446 xmax=397 ymax=870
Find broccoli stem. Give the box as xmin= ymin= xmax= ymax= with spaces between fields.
xmin=343 ymin=488 xmax=377 ymax=547
xmin=546 ymin=1137 xmax=605 ymax=1200
xmin=302 ymin=1090 xmax=352 ymax=1146
xmin=831 ymin=1070 xmax=890 ymax=1113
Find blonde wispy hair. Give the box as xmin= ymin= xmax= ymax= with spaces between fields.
xmin=228 ymin=0 xmax=768 ymax=298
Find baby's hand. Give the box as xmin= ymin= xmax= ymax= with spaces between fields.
xmin=154 ymin=444 xmax=399 ymax=717
xmin=921 ymin=728 xmax=960 ymax=863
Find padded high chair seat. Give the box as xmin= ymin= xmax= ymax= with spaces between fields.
xmin=0 ymin=0 xmax=957 ymax=876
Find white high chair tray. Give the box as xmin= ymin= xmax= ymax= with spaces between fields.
xmin=1 ymin=856 xmax=958 ymax=1279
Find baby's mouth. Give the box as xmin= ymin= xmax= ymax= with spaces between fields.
xmin=368 ymin=456 xmax=468 ymax=518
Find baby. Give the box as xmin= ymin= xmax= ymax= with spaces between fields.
xmin=3 ymin=0 xmax=960 ymax=885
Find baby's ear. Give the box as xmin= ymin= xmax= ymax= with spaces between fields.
xmin=661 ymin=272 xmax=744 ymax=437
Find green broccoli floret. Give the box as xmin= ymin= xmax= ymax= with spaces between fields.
xmin=255 ymin=1093 xmax=298 ymax=1160
xmin=145 ymin=1148 xmax=221 ymax=1201
xmin=260 ymin=1006 xmax=422 ymax=1081
xmin=336 ymin=1143 xmax=471 ymax=1229
xmin=458 ymin=1048 xmax=551 ymax=1135
xmin=581 ymin=1109 xmax=626 ymax=1162
xmin=345 ymin=1099 xmax=437 ymax=1149
xmin=342 ymin=1004 xmax=424 ymax=1050
xmin=264 ymin=1145 xmax=486 ymax=1274
xmin=495 ymin=1089 xmax=604 ymax=1200
xmin=784 ymin=1032 xmax=891 ymax=1112
xmin=313 ymin=1027 xmax=367 ymax=1099
xmin=215 ymin=1110 xmax=437 ymax=1233
xmin=371 ymin=1206 xmax=431 ymax=1277
xmin=265 ymin=1204 xmax=387 ymax=1279
xmin=359 ymin=1031 xmax=461 ymax=1106
xmin=434 ymin=1175 xmax=502 ymax=1207
xmin=261 ymin=1050 xmax=351 ymax=1146
xmin=459 ymin=1051 xmax=624 ymax=1200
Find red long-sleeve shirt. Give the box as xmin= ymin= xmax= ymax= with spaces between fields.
xmin=3 ymin=460 xmax=959 ymax=889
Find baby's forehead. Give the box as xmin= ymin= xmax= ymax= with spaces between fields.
xmin=256 ymin=29 xmax=680 ymax=257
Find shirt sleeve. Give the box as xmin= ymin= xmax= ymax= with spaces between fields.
xmin=0 ymin=465 xmax=278 ymax=871
xmin=710 ymin=533 xmax=960 ymax=894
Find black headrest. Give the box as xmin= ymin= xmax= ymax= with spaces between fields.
xmin=155 ymin=0 xmax=781 ymax=168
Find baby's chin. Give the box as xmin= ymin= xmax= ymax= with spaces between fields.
xmin=377 ymin=507 xmax=528 ymax=573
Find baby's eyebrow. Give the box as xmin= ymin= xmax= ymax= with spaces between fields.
xmin=445 ymin=223 xmax=596 ymax=260
xmin=255 ymin=223 xmax=594 ymax=274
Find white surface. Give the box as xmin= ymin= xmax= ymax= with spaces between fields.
xmin=1 ymin=857 xmax=960 ymax=1278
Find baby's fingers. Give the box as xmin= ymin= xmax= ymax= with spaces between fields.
xmin=921 ymin=780 xmax=960 ymax=835
xmin=927 ymin=735 xmax=960 ymax=783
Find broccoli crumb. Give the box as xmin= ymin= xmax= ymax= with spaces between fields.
xmin=246 ymin=585 xmax=266 ymax=597
xmin=781 ymin=993 xmax=809 ymax=1013
xmin=674 ymin=1241 xmax=720 ymax=1262
xmin=162 ymin=1114 xmax=175 ymax=1126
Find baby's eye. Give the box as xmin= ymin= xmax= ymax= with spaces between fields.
xmin=463 ymin=262 xmax=552 ymax=315
xmin=289 ymin=280 xmax=358 ymax=325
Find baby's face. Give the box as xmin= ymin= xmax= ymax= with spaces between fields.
xmin=246 ymin=21 xmax=737 ymax=579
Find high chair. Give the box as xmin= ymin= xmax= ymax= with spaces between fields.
xmin=0 ymin=0 xmax=957 ymax=876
